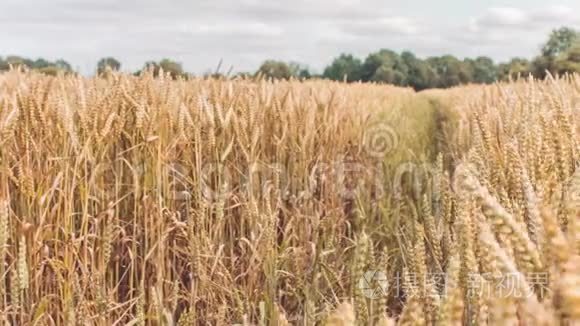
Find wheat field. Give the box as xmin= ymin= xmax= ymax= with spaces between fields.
xmin=0 ymin=70 xmax=578 ymax=325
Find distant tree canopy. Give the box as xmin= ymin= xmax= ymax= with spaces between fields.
xmin=316 ymin=26 xmax=580 ymax=89
xmin=3 ymin=26 xmax=580 ymax=89
xmin=541 ymin=27 xmax=578 ymax=58
xmin=255 ymin=60 xmax=313 ymax=80
xmin=531 ymin=27 xmax=580 ymax=78
xmin=158 ymin=59 xmax=185 ymax=78
xmin=554 ymin=44 xmax=580 ymax=74
xmin=497 ymin=58 xmax=530 ymax=81
xmin=401 ymin=51 xmax=435 ymax=91
xmin=0 ymin=56 xmax=72 ymax=75
xmin=289 ymin=62 xmax=312 ymax=79
xmin=323 ymin=54 xmax=363 ymax=82
xmin=136 ymin=59 xmax=186 ymax=79
xmin=97 ymin=57 xmax=121 ymax=75
xmin=322 ymin=52 xmax=498 ymax=90
xmin=256 ymin=60 xmax=293 ymax=80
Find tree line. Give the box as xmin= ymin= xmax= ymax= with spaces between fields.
xmin=258 ymin=27 xmax=580 ymax=90
xmin=2 ymin=27 xmax=580 ymax=89
xmin=0 ymin=56 xmax=188 ymax=79
xmin=0 ymin=56 xmax=73 ymax=76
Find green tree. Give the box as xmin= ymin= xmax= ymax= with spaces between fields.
xmin=257 ymin=60 xmax=293 ymax=80
xmin=289 ymin=62 xmax=311 ymax=79
xmin=158 ymin=59 xmax=184 ymax=78
xmin=553 ymin=43 xmax=580 ymax=74
xmin=55 ymin=59 xmax=73 ymax=72
xmin=468 ymin=56 xmax=497 ymax=84
xmin=97 ymin=57 xmax=121 ymax=74
xmin=361 ymin=49 xmax=408 ymax=85
xmin=541 ymin=27 xmax=578 ymax=58
xmin=372 ymin=65 xmax=407 ymax=85
xmin=32 ymin=58 xmax=51 ymax=69
xmin=498 ymin=58 xmax=530 ymax=80
xmin=323 ymin=54 xmax=363 ymax=82
xmin=533 ymin=27 xmax=579 ymax=77
xmin=531 ymin=56 xmax=552 ymax=78
xmin=401 ymin=51 xmax=435 ymax=90
xmin=139 ymin=59 xmax=185 ymax=79
xmin=4 ymin=56 xmax=32 ymax=69
xmin=427 ymin=55 xmax=471 ymax=88
xmin=0 ymin=56 xmax=72 ymax=74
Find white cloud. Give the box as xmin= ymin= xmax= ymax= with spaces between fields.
xmin=375 ymin=17 xmax=420 ymax=34
xmin=340 ymin=17 xmax=420 ymax=37
xmin=182 ymin=22 xmax=283 ymax=37
xmin=470 ymin=5 xmax=578 ymax=32
xmin=455 ymin=4 xmax=580 ymax=62
xmin=471 ymin=7 xmax=528 ymax=31
xmin=483 ymin=7 xmax=527 ymax=26
xmin=2 ymin=0 xmax=580 ymax=75
xmin=531 ymin=5 xmax=574 ymax=22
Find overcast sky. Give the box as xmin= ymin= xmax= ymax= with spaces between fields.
xmin=1 ymin=0 xmax=580 ymax=75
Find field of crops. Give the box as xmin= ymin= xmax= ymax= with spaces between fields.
xmin=0 ymin=70 xmax=578 ymax=325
